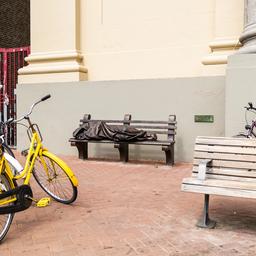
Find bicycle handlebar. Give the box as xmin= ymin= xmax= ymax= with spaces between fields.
xmin=41 ymin=94 xmax=51 ymax=102
xmin=12 ymin=94 xmax=51 ymax=123
xmin=245 ymin=102 xmax=256 ymax=111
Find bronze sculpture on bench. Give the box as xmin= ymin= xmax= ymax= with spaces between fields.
xmin=69 ymin=114 xmax=177 ymax=165
xmin=73 ymin=120 xmax=157 ymax=142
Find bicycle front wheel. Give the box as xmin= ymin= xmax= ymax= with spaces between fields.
xmin=0 ymin=172 xmax=16 ymax=242
xmin=32 ymin=153 xmax=77 ymax=204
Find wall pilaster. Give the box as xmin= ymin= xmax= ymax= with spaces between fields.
xmin=239 ymin=0 xmax=256 ymax=53
xmin=18 ymin=0 xmax=87 ymax=84
xmin=202 ymin=0 xmax=244 ymax=65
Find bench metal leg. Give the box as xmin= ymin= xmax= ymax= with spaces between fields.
xmin=115 ymin=143 xmax=129 ymax=162
xmin=162 ymin=145 xmax=174 ymax=166
xmin=76 ymin=142 xmax=88 ymax=160
xmin=197 ymin=194 xmax=216 ymax=229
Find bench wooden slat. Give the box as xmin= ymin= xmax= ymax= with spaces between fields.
xmin=193 ymin=158 xmax=256 ymax=170
xmin=191 ymin=172 xmax=256 ymax=182
xmin=195 ymin=144 xmax=256 ymax=155
xmin=196 ymin=136 xmax=256 ymax=146
xmin=194 ymin=151 xmax=256 ymax=162
xmin=182 ymin=181 xmax=256 ymax=199
xmin=192 ymin=167 xmax=256 ymax=178
xmin=183 ymin=177 xmax=256 ymax=192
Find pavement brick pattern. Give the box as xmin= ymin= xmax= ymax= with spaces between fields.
xmin=1 ymin=155 xmax=256 ymax=256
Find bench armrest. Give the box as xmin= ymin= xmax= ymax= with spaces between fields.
xmin=197 ymin=159 xmax=212 ymax=181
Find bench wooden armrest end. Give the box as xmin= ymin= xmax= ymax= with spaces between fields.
xmin=197 ymin=159 xmax=212 ymax=181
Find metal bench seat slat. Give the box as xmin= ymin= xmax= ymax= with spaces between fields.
xmin=80 ymin=121 xmax=177 ymax=129
xmin=128 ymin=120 xmax=176 ymax=124
xmin=127 ymin=140 xmax=173 ymax=145
xmin=80 ymin=119 xmax=126 ymax=124
xmin=80 ymin=119 xmax=177 ymax=125
xmin=143 ymin=130 xmax=175 ymax=135
xmin=70 ymin=138 xmax=172 ymax=145
xmin=128 ymin=125 xmax=176 ymax=130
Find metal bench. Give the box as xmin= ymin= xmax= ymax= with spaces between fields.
xmin=182 ymin=136 xmax=256 ymax=228
xmin=69 ymin=114 xmax=177 ymax=165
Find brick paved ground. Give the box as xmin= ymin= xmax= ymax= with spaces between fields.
xmin=1 ymin=155 xmax=256 ymax=255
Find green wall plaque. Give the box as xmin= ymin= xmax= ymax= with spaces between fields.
xmin=194 ymin=115 xmax=214 ymax=123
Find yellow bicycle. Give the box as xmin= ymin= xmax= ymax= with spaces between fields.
xmin=0 ymin=94 xmax=78 ymax=242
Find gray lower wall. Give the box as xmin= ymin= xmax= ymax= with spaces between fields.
xmin=226 ymin=54 xmax=256 ymax=136
xmin=16 ymin=76 xmax=225 ymax=163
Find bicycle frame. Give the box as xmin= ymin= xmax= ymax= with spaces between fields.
xmin=244 ymin=110 xmax=256 ymax=138
xmin=0 ymin=94 xmax=78 ymax=243
xmin=14 ymin=129 xmax=42 ymax=184
xmin=5 ymin=120 xmax=78 ymax=187
xmin=247 ymin=123 xmax=256 ymax=137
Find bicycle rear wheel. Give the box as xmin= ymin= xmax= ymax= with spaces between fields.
xmin=32 ymin=153 xmax=77 ymax=204
xmin=0 ymin=172 xmax=15 ymax=242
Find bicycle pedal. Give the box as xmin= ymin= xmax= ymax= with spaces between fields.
xmin=36 ymin=197 xmax=51 ymax=207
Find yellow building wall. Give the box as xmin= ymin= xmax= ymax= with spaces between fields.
xmin=81 ymin=0 xmax=243 ymax=80
xmin=19 ymin=0 xmax=244 ymax=83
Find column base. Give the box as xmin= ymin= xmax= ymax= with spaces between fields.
xmin=202 ymin=39 xmax=241 ymax=65
xmin=18 ymin=50 xmax=87 ymax=83
xmin=239 ymin=24 xmax=256 ymax=54
xmin=18 ymin=71 xmax=87 ymax=84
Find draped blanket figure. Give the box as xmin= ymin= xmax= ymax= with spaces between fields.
xmin=73 ymin=121 xmax=157 ymax=142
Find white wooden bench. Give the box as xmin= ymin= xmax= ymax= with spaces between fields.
xmin=181 ymin=136 xmax=256 ymax=228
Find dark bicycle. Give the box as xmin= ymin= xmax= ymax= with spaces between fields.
xmin=236 ymin=102 xmax=256 ymax=138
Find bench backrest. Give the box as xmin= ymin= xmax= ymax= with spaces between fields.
xmin=193 ymin=136 xmax=256 ymax=182
xmin=80 ymin=114 xmax=177 ymax=141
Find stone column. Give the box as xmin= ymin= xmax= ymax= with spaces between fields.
xmin=239 ymin=0 xmax=256 ymax=53
xmin=226 ymin=0 xmax=256 ymax=135
xmin=202 ymin=0 xmax=244 ymax=65
xmin=18 ymin=0 xmax=87 ymax=84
